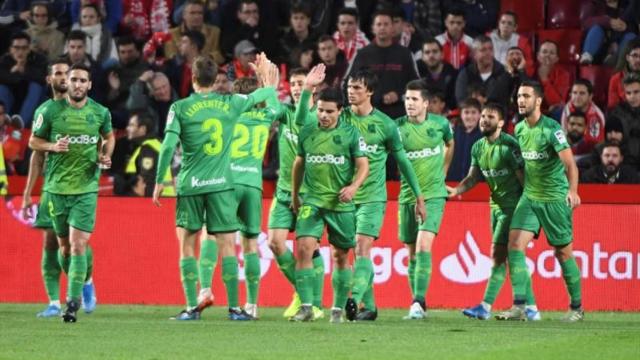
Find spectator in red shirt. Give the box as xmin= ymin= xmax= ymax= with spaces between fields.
xmin=435 ymin=8 xmax=473 ymax=70
xmin=332 ymin=7 xmax=369 ymax=64
xmin=536 ymin=40 xmax=571 ymax=118
xmin=608 ymin=38 xmax=640 ymax=109
xmin=488 ymin=11 xmax=534 ymax=77
xmin=565 ymin=111 xmax=593 ymax=161
xmin=226 ymin=40 xmax=257 ymax=81
xmin=560 ymin=79 xmax=606 ymax=154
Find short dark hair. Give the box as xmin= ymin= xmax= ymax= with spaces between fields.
xmin=133 ymin=112 xmax=156 ymax=136
xmin=67 ymin=29 xmax=87 ymax=43
xmin=601 ymin=141 xmax=622 ymax=155
xmin=80 ymin=3 xmax=102 ymax=20
xmin=238 ymin=0 xmax=258 ymax=11
xmin=348 ymin=69 xmax=378 ymax=92
xmin=69 ymin=62 xmax=92 ymax=79
xmin=372 ymin=9 xmax=394 ymax=23
xmin=422 ymin=37 xmax=442 ymax=50
xmin=290 ymin=3 xmax=312 ymax=18
xmin=507 ymin=46 xmax=523 ymax=54
xmin=182 ymin=30 xmax=205 ymax=52
xmin=428 ymin=89 xmax=446 ymax=102
xmin=317 ymin=88 xmax=344 ymax=109
xmin=568 ymin=111 xmax=586 ymax=122
xmin=501 ymin=11 xmax=518 ymax=24
xmin=460 ymin=98 xmax=481 ymax=111
xmin=116 ymin=35 xmax=136 ymax=49
xmin=289 ymin=67 xmax=308 ymax=79
xmin=482 ymin=102 xmax=505 ymax=120
xmin=572 ymin=78 xmax=593 ymax=95
xmin=622 ymin=74 xmax=640 ymax=87
xmin=47 ymin=57 xmax=71 ymax=75
xmin=232 ymin=77 xmax=259 ymax=94
xmin=405 ymin=80 xmax=430 ymax=100
xmin=473 ymin=34 xmax=493 ymax=48
xmin=519 ymin=79 xmax=544 ymax=98
xmin=468 ymin=83 xmax=487 ymax=97
xmin=192 ymin=55 xmax=217 ymax=86
xmin=539 ymin=40 xmax=559 ymax=53
xmin=445 ymin=8 xmax=465 ymax=19
xmin=317 ymin=34 xmax=335 ymax=44
xmin=337 ymin=7 xmax=359 ymax=22
xmin=11 ymin=31 xmax=30 ymax=44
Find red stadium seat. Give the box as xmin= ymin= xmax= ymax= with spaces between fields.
xmin=546 ymin=0 xmax=591 ymax=29
xmin=500 ymin=0 xmax=545 ymax=32
xmin=579 ymin=65 xmax=615 ymax=110
xmin=537 ymin=29 xmax=583 ymax=64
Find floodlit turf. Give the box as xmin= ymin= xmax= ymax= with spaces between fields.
xmin=0 ymin=304 xmax=638 ymax=360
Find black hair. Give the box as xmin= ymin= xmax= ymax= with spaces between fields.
xmin=348 ymin=69 xmax=378 ymax=93
xmin=519 ymin=80 xmax=544 ymax=98
xmin=405 ymin=80 xmax=430 ymax=100
xmin=317 ymin=88 xmax=344 ymax=109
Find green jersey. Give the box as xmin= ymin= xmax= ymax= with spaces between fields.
xmin=397 ymin=114 xmax=453 ymax=203
xmin=276 ymin=101 xmax=312 ymax=196
xmin=165 ymin=90 xmax=271 ymax=196
xmin=470 ymin=132 xmax=523 ymax=208
xmin=297 ymin=120 xmax=366 ymax=211
xmin=231 ymin=102 xmax=282 ymax=190
xmin=32 ymin=98 xmax=112 ymax=195
xmin=515 ymin=115 xmax=570 ymax=202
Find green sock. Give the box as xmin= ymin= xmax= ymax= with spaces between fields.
xmin=244 ymin=253 xmax=260 ymax=305
xmin=85 ymin=245 xmax=93 ymax=282
xmin=67 ymin=255 xmax=87 ymax=301
xmin=275 ymin=249 xmax=297 ymax=287
xmin=362 ymin=271 xmax=376 ymax=311
xmin=57 ymin=250 xmax=70 ymax=274
xmin=408 ymin=258 xmax=416 ymax=298
xmin=198 ymin=239 xmax=218 ymax=289
xmin=482 ymin=263 xmax=506 ymax=305
xmin=413 ymin=251 xmax=432 ymax=302
xmin=560 ymin=257 xmax=582 ymax=308
xmin=312 ymin=252 xmax=325 ymax=308
xmin=222 ymin=256 xmax=239 ymax=308
xmin=295 ymin=268 xmax=315 ymax=305
xmin=351 ymin=257 xmax=373 ymax=304
xmin=525 ymin=271 xmax=536 ymax=306
xmin=508 ymin=250 xmax=528 ymax=304
xmin=41 ymin=249 xmax=61 ymax=302
xmin=180 ymin=257 xmax=199 ymax=308
xmin=331 ymin=268 xmax=352 ymax=309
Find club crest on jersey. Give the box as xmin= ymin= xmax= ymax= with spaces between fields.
xmin=86 ymin=114 xmax=95 ymax=124
xmin=426 ymin=128 xmax=437 ymax=138
xmin=367 ymin=124 xmax=376 ymax=133
xmin=554 ymin=130 xmax=568 ymax=144
xmin=535 ymin=132 xmax=546 ymax=146
xmin=34 ymin=114 xmax=44 ymax=130
xmin=333 ymin=135 xmax=342 ymax=144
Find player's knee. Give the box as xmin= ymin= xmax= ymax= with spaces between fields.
xmin=355 ymin=237 xmax=373 ymax=257
xmin=554 ymin=246 xmax=572 ymax=262
xmin=332 ymin=251 xmax=349 ymax=269
xmin=267 ymin=237 xmax=285 ymax=256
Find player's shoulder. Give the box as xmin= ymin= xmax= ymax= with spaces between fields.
xmin=540 ymin=115 xmax=562 ymax=130
xmin=499 ymin=132 xmax=519 ymax=147
xmin=427 ymin=112 xmax=449 ymax=127
xmin=87 ymin=97 xmax=110 ymax=114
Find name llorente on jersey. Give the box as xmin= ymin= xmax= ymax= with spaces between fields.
xmin=406 ymin=146 xmax=441 ymax=160
xmin=521 ymin=151 xmax=550 ymax=160
xmin=481 ymin=168 xmax=509 ymax=178
xmin=191 ymin=176 xmax=227 ymax=188
xmin=359 ymin=137 xmax=379 ymax=153
xmin=283 ymin=128 xmax=298 ymax=143
xmin=55 ymin=134 xmax=100 ymax=145
xmin=231 ymin=163 xmax=259 ymax=173
xmin=306 ymin=153 xmax=346 ymax=165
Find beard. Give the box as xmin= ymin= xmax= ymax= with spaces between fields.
xmin=69 ymin=91 xmax=87 ymax=102
xmin=481 ymin=124 xmax=497 ymax=137
xmin=567 ymin=131 xmax=583 ymax=143
xmin=604 ymin=163 xmax=619 ymax=175
xmin=52 ymin=84 xmax=67 ymax=94
xmin=518 ymin=106 xmax=534 ymax=117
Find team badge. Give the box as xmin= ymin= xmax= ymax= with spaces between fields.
xmin=368 ymin=124 xmax=376 ymax=133
xmin=142 ymin=157 xmax=154 ymax=170
xmin=333 ymin=135 xmax=342 ymax=144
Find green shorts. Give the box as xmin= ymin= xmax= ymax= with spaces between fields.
xmin=491 ymin=206 xmax=515 ymax=245
xmin=235 ymin=184 xmax=262 ymax=238
xmin=176 ymin=190 xmax=238 ymax=233
xmin=33 ymin=191 xmax=53 ymax=229
xmin=47 ymin=192 xmax=98 ymax=237
xmin=268 ymin=188 xmax=296 ymax=231
xmin=398 ymin=197 xmax=446 ymax=244
xmin=295 ymin=204 xmax=356 ymax=249
xmin=355 ymin=202 xmax=386 ymax=238
xmin=510 ymin=196 xmax=573 ymax=246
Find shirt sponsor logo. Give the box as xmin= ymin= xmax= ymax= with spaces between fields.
xmin=481 ymin=168 xmax=509 ymax=178
xmin=282 ymin=128 xmax=298 ymax=144
xmin=231 ymin=163 xmax=259 ymax=173
xmin=191 ymin=176 xmax=226 ymax=188
xmin=440 ymin=231 xmax=493 ymax=284
xmin=406 ymin=146 xmax=440 ymax=159
xmin=306 ymin=153 xmax=346 ymax=165
xmin=359 ymin=137 xmax=378 ymax=153
xmin=55 ymin=134 xmax=99 ymax=145
xmin=522 ymin=151 xmax=549 ymax=160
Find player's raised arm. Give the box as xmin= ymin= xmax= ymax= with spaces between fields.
xmin=21 ymin=151 xmax=45 ymax=219
xmin=558 ymin=148 xmax=581 ymax=209
xmin=447 ymin=166 xmax=482 ymax=198
xmin=293 ymin=64 xmax=325 ymax=126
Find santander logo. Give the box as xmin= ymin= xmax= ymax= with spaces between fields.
xmin=440 ymin=231 xmax=493 ymax=284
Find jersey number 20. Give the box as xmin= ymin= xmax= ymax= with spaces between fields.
xmin=231 ymin=124 xmax=269 ymax=159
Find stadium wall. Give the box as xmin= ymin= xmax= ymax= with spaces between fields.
xmin=1 ymin=196 xmax=638 ymax=311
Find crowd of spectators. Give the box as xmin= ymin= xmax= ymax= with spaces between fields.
xmin=1 ymin=0 xmax=639 ymax=190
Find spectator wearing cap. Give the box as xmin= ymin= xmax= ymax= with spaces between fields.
xmin=560 ymin=79 xmax=606 ymax=155
xmin=164 ymin=30 xmax=205 ymax=98
xmin=221 ymin=0 xmax=278 ymax=61
xmin=279 ymin=4 xmax=317 ymax=66
xmin=25 ymin=2 xmax=65 ymax=61
xmin=332 ymin=7 xmax=369 ymax=64
xmin=226 ymin=40 xmax=257 ymax=81
xmin=164 ymin=0 xmax=224 ymax=64
xmin=126 ymin=70 xmax=177 ymax=138
xmin=0 ymin=32 xmax=47 ymax=127
xmin=581 ymin=142 xmax=639 ymax=184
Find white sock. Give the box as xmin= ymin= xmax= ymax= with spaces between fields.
xmin=525 ymin=304 xmax=538 ymax=311
xmin=50 ymin=300 xmax=61 ymax=307
xmin=481 ymin=301 xmax=492 ymax=312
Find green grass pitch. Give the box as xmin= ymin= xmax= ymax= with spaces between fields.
xmin=1 ymin=304 xmax=638 ymax=360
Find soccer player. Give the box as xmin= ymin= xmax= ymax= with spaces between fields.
xmin=22 ymin=58 xmax=97 ymax=318
xmin=266 ymin=67 xmax=326 ymax=320
xmin=447 ymin=103 xmax=540 ymax=321
xmin=501 ymin=80 xmax=583 ymax=321
xmin=290 ymin=88 xmax=369 ymax=322
xmin=152 ymin=54 xmax=279 ymax=321
xmin=29 ymin=63 xmax=114 ymax=323
xmin=396 ymin=80 xmax=454 ymax=319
